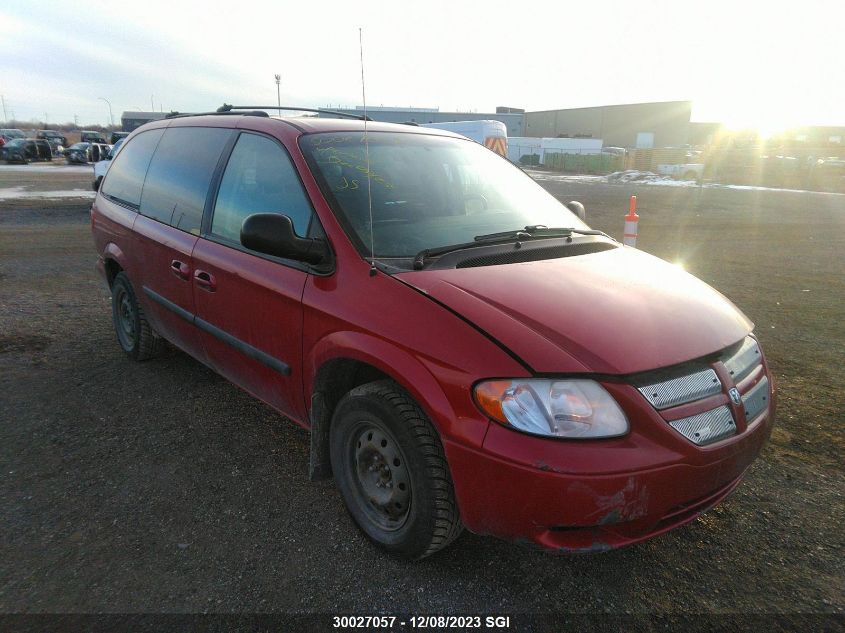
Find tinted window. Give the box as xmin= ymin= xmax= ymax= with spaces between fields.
xmin=101 ymin=129 xmax=164 ymax=208
xmin=299 ymin=132 xmax=587 ymax=260
xmin=211 ymin=133 xmax=313 ymax=243
xmin=139 ymin=127 xmax=232 ymax=233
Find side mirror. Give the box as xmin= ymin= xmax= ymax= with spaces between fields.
xmin=565 ymin=200 xmax=586 ymax=222
xmin=241 ymin=213 xmax=328 ymax=265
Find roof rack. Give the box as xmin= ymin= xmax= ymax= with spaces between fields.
xmin=165 ymin=109 xmax=269 ymax=119
xmin=216 ymin=104 xmax=371 ymax=121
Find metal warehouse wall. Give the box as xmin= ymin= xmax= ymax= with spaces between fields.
xmin=525 ymin=101 xmax=692 ymax=148
xmin=318 ymin=108 xmax=525 ymax=137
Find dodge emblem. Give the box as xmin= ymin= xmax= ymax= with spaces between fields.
xmin=729 ymin=388 xmax=742 ymax=406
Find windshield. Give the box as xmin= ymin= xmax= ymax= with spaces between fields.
xmin=5 ymin=139 xmax=24 ymax=147
xmin=299 ymin=132 xmax=588 ymax=259
xmin=2 ymin=130 xmax=25 ymax=139
xmin=70 ymin=143 xmax=89 ymax=150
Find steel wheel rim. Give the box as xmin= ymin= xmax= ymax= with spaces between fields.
xmin=349 ymin=421 xmax=412 ymax=531
xmin=114 ymin=287 xmax=136 ymax=350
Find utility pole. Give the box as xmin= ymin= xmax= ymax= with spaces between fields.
xmin=98 ymin=97 xmax=114 ymax=126
xmin=0 ymin=95 xmax=6 ymax=123
xmin=74 ymin=114 xmax=78 ymax=127
xmin=44 ymin=112 xmax=48 ymax=127
xmin=275 ymin=74 xmax=281 ymax=110
xmin=150 ymin=94 xmax=154 ymax=111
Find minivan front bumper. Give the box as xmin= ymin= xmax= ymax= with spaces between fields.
xmin=443 ymin=382 xmax=774 ymax=553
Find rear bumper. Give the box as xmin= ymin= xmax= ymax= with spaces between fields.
xmin=444 ymin=398 xmax=773 ymax=553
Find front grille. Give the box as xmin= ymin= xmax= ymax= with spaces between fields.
xmin=637 ymin=368 xmax=721 ymax=409
xmin=634 ymin=336 xmax=768 ymax=446
xmin=723 ymin=337 xmax=762 ymax=382
xmin=743 ymin=376 xmax=770 ymax=423
xmin=669 ymin=406 xmax=736 ymax=445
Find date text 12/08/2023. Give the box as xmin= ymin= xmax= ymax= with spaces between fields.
xmin=331 ymin=615 xmax=512 ymax=629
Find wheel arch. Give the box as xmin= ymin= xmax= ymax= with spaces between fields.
xmin=102 ymin=243 xmax=129 ymax=288
xmin=305 ymin=332 xmax=457 ymax=481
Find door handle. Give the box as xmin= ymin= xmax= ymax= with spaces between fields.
xmin=170 ymin=259 xmax=191 ymax=280
xmin=194 ymin=269 xmax=217 ymax=292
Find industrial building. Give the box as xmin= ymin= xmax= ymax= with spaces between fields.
xmin=524 ymin=101 xmax=692 ymax=148
xmin=318 ymin=106 xmax=526 ymax=137
xmin=120 ymin=111 xmax=168 ymax=132
xmin=319 ymin=101 xmax=692 ymax=149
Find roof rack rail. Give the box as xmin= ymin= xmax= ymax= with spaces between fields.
xmin=165 ymin=110 xmax=269 ymax=119
xmin=216 ymin=104 xmax=371 ymax=121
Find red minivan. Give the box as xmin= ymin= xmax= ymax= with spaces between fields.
xmin=91 ymin=109 xmax=775 ymax=559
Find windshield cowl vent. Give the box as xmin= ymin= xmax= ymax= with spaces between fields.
xmin=454 ymin=241 xmax=617 ymax=269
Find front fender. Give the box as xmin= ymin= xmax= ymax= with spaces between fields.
xmin=305 ymin=330 xmax=485 ymax=447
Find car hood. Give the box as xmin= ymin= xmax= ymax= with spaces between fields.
xmin=395 ymin=247 xmax=753 ymax=374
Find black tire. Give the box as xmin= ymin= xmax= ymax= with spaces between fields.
xmin=330 ymin=380 xmax=463 ymax=559
xmin=111 ymin=272 xmax=164 ymax=360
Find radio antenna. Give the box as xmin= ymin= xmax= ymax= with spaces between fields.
xmin=359 ymin=27 xmax=377 ymax=277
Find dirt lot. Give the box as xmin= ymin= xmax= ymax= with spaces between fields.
xmin=0 ymin=165 xmax=843 ymax=618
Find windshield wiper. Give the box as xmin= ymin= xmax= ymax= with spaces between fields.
xmin=412 ymin=226 xmax=611 ymax=270
xmin=474 ymin=225 xmax=605 ymax=242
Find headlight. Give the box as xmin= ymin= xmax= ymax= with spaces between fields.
xmin=474 ymin=379 xmax=628 ymax=439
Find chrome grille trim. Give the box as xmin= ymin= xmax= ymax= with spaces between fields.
xmin=669 ymin=406 xmax=736 ymax=445
xmin=637 ymin=368 xmax=721 ymax=410
xmin=724 ymin=337 xmax=762 ymax=383
xmin=743 ymin=376 xmax=770 ymax=423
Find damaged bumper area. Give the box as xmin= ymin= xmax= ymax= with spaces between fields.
xmin=443 ymin=389 xmax=774 ymax=553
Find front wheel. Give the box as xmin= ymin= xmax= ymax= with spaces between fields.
xmin=330 ymin=380 xmax=463 ymax=559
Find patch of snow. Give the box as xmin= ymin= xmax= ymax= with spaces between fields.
xmin=522 ymin=170 xmax=608 ymax=184
xmin=0 ymin=186 xmax=95 ymax=200
xmin=0 ymin=164 xmax=94 ymax=174
xmin=607 ymin=170 xmax=695 ymax=185
xmin=706 ymin=183 xmax=845 ymax=196
xmin=527 ymin=169 xmax=845 ymax=196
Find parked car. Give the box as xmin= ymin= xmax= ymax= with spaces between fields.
xmin=36 ymin=129 xmax=68 ymax=147
xmin=110 ymin=131 xmax=129 ymax=144
xmin=80 ymin=130 xmax=107 ymax=144
xmin=93 ymin=138 xmax=125 ymax=190
xmin=91 ymin=113 xmax=775 ymax=559
xmin=1 ymin=138 xmax=52 ymax=163
xmin=65 ymin=142 xmax=92 ymax=163
xmin=0 ymin=128 xmax=26 ymax=147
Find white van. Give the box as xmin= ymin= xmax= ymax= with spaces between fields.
xmin=420 ymin=120 xmax=508 ymax=157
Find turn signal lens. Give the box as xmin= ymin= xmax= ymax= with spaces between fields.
xmin=474 ymin=379 xmax=628 ymax=439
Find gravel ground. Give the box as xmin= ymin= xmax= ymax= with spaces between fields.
xmin=0 ymin=166 xmax=843 ymax=619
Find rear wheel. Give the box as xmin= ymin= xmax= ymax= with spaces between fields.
xmin=330 ymin=380 xmax=463 ymax=559
xmin=111 ymin=272 xmax=163 ymax=360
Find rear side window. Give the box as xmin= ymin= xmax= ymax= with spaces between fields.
xmin=140 ymin=127 xmax=232 ymax=234
xmin=211 ymin=132 xmax=314 ymax=243
xmin=101 ymin=129 xmax=164 ymax=207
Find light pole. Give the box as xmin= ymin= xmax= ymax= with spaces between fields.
xmin=98 ymin=97 xmax=114 ymax=127
xmin=275 ymin=74 xmax=281 ymax=110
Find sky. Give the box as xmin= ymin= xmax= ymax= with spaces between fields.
xmin=1 ymin=0 xmax=843 ymax=131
